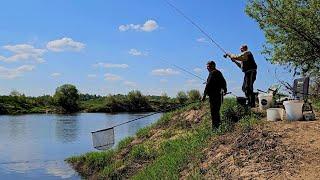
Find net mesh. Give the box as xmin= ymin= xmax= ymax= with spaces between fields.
xmin=91 ymin=127 xmax=115 ymax=150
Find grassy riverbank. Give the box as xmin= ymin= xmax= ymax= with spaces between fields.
xmin=66 ymin=98 xmax=262 ymax=179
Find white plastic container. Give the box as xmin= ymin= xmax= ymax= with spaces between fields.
xmin=283 ymin=100 xmax=304 ymax=121
xmin=267 ymin=108 xmax=282 ymax=121
xmin=258 ymin=93 xmax=273 ymax=110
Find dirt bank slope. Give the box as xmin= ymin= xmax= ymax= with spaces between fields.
xmin=182 ymin=113 xmax=320 ymax=179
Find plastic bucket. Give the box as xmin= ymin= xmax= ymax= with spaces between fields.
xmin=258 ymin=94 xmax=273 ymax=110
xmin=267 ymin=108 xmax=282 ymax=121
xmin=283 ymin=100 xmax=304 ymax=121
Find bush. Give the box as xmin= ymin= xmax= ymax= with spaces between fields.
xmin=127 ymin=90 xmax=151 ymax=111
xmin=188 ymin=89 xmax=201 ymax=102
xmin=176 ymin=91 xmax=188 ymax=104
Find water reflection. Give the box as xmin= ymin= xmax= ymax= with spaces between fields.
xmin=55 ymin=115 xmax=80 ymax=143
xmin=0 ymin=113 xmax=162 ymax=179
xmin=9 ymin=117 xmax=26 ymax=142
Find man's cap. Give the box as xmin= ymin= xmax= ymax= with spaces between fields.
xmin=207 ymin=61 xmax=216 ymax=67
xmin=241 ymin=44 xmax=248 ymax=49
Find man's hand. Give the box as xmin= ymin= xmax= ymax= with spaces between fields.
xmin=224 ymin=53 xmax=231 ymax=58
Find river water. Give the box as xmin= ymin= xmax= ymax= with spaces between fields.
xmin=0 ymin=113 xmax=162 ymax=179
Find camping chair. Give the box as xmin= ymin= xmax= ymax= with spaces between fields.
xmin=291 ymin=77 xmax=315 ymax=120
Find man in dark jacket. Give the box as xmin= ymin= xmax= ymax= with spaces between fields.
xmin=226 ymin=45 xmax=257 ymax=107
xmin=202 ymin=61 xmax=227 ymax=130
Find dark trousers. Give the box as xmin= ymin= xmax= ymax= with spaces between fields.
xmin=209 ymin=96 xmax=222 ymax=130
xmin=242 ymin=70 xmax=257 ymax=107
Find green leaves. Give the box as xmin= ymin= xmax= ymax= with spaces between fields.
xmin=246 ymin=0 xmax=320 ymax=76
xmin=53 ymin=84 xmax=80 ymax=113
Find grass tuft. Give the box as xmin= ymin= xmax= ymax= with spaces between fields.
xmin=117 ymin=136 xmax=134 ymax=151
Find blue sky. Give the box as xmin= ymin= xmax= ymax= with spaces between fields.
xmin=0 ymin=0 xmax=293 ymax=97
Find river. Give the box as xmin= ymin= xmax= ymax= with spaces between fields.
xmin=0 ymin=113 xmax=162 ymax=179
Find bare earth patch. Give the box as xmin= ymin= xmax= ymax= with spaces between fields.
xmin=181 ymin=112 xmax=320 ymax=179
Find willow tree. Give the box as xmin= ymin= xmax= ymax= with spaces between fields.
xmin=245 ymin=0 xmax=320 ymax=77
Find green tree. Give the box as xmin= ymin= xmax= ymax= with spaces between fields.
xmin=53 ymin=84 xmax=80 ymax=113
xmin=127 ymin=90 xmax=151 ymax=111
xmin=245 ymin=0 xmax=320 ymax=76
xmin=160 ymin=93 xmax=170 ymax=104
xmin=10 ymin=90 xmax=23 ymax=97
xmin=187 ymin=89 xmax=201 ymax=102
xmin=176 ymin=91 xmax=188 ymax=104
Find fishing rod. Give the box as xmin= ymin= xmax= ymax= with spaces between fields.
xmin=92 ymin=100 xmax=202 ymax=134
xmin=164 ymin=0 xmax=228 ymax=56
xmin=92 ymin=91 xmax=232 ymax=134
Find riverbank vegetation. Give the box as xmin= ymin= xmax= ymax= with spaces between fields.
xmin=0 ymin=84 xmax=201 ymax=115
xmin=66 ymin=98 xmax=262 ymax=179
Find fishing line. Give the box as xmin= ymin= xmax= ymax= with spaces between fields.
xmin=164 ymin=0 xmax=228 ymax=55
xmin=159 ymin=58 xmax=206 ymax=82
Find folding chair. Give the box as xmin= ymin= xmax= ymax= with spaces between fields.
xmin=292 ymin=77 xmax=315 ymax=120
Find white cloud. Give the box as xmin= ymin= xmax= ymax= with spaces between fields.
xmin=193 ymin=68 xmax=202 ymax=73
xmin=119 ymin=20 xmax=159 ymax=32
xmin=51 ymin=72 xmax=61 ymax=78
xmin=0 ymin=44 xmax=46 ymax=63
xmin=104 ymin=73 xmax=122 ymax=81
xmin=160 ymin=79 xmax=168 ymax=83
xmin=123 ymin=81 xmax=137 ymax=87
xmin=46 ymin=37 xmax=85 ymax=52
xmin=128 ymin=49 xmax=148 ymax=56
xmin=87 ymin=74 xmax=97 ymax=78
xmin=93 ymin=63 xmax=129 ymax=69
xmin=119 ymin=24 xmax=140 ymax=31
xmin=196 ymin=37 xmax=208 ymax=43
xmin=186 ymin=79 xmax=198 ymax=84
xmin=141 ymin=20 xmax=159 ymax=32
xmin=0 ymin=65 xmax=35 ymax=79
xmin=152 ymin=68 xmax=180 ymax=76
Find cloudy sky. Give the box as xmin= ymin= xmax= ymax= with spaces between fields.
xmin=0 ymin=0 xmax=292 ymax=97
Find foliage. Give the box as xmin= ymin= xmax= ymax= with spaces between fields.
xmin=220 ymin=98 xmax=252 ymax=123
xmin=239 ymin=114 xmax=261 ymax=130
xmin=130 ymin=144 xmax=158 ymax=160
xmin=187 ymin=89 xmax=202 ymax=102
xmin=176 ymin=91 xmax=188 ymax=104
xmin=53 ymin=84 xmax=80 ymax=113
xmin=246 ymin=0 xmax=320 ymax=76
xmin=127 ymin=90 xmax=152 ymax=111
xmin=79 ymin=93 xmax=102 ymax=101
xmin=117 ymin=137 xmax=134 ymax=151
xmin=313 ymin=98 xmax=320 ymax=112
xmin=136 ymin=126 xmax=152 ymax=138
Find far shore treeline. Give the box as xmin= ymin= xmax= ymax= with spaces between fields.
xmin=0 ymin=84 xmax=202 ymax=115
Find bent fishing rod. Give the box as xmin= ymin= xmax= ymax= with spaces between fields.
xmin=164 ymin=0 xmax=228 ymax=57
